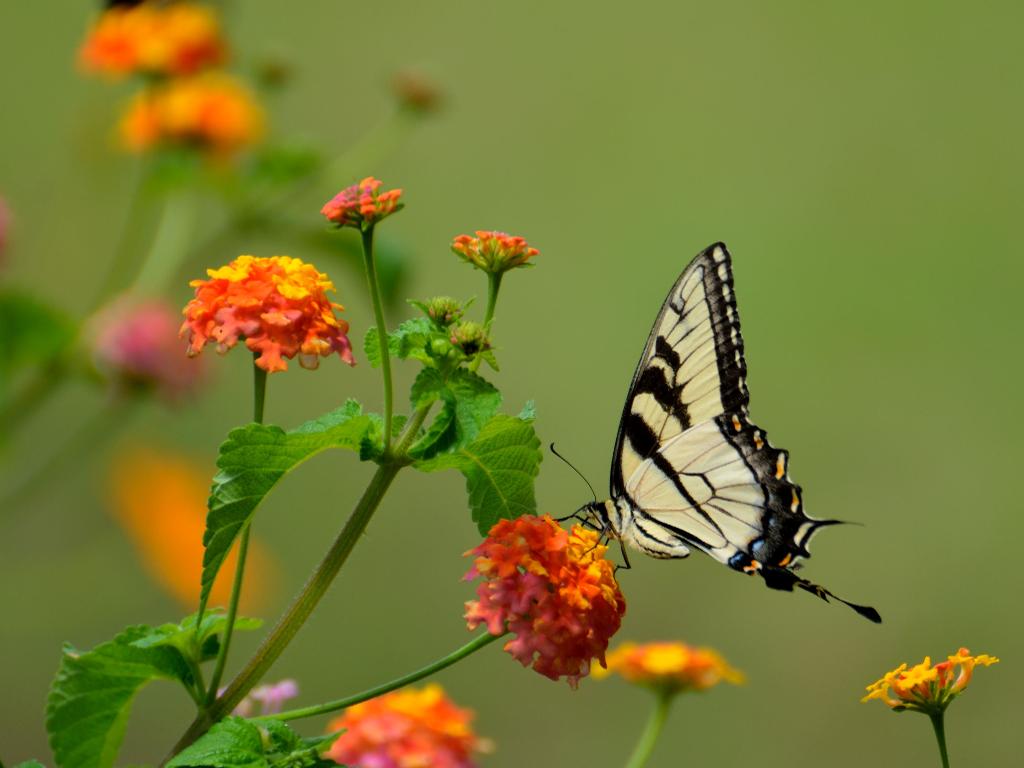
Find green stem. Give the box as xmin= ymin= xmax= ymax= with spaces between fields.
xmin=90 ymin=157 xmax=151 ymax=309
xmin=624 ymin=690 xmax=675 ymax=768
xmin=929 ymin=712 xmax=951 ymax=768
xmin=205 ymin=362 xmax=265 ymax=705
xmin=0 ymin=363 xmax=64 ymax=438
xmin=360 ymin=226 xmax=393 ymax=453
xmin=164 ymin=405 xmax=433 ymax=762
xmin=132 ymin=191 xmax=197 ymax=295
xmin=469 ymin=271 xmax=503 ymax=373
xmin=266 ymin=631 xmax=503 ymax=722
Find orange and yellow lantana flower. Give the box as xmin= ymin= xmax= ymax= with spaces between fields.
xmin=326 ymin=684 xmax=487 ymax=768
xmin=464 ymin=514 xmax=626 ymax=687
xmin=120 ymin=73 xmax=263 ymax=154
xmin=79 ymin=1 xmax=226 ymax=78
xmin=595 ymin=641 xmax=745 ymax=694
xmin=862 ymin=647 xmax=999 ymax=714
xmin=451 ymin=230 xmax=539 ymax=274
xmin=181 ymin=255 xmax=355 ymax=373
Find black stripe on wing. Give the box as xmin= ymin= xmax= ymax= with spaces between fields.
xmin=611 ymin=242 xmax=750 ymax=494
xmin=715 ymin=411 xmax=834 ymax=566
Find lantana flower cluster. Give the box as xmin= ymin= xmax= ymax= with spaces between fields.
xmin=321 ymin=177 xmax=404 ymax=230
xmin=326 ymin=684 xmax=487 ymax=768
xmin=862 ymin=647 xmax=999 ymax=714
xmin=464 ymin=514 xmax=626 ymax=687
xmin=451 ymin=231 xmax=539 ymax=275
xmin=596 ymin=641 xmax=744 ymax=694
xmin=181 ymin=255 xmax=354 ymax=373
xmin=120 ymin=72 xmax=263 ymax=154
xmin=79 ymin=1 xmax=226 ymax=78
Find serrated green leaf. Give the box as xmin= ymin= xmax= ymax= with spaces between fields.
xmin=414 ymin=414 xmax=542 ymax=534
xmin=167 ymin=718 xmax=265 ymax=768
xmin=363 ymin=318 xmax=434 ymax=368
xmin=12 ymin=760 xmax=46 ymax=768
xmin=132 ymin=610 xmax=261 ymax=663
xmin=169 ymin=719 xmax=342 ymax=768
xmin=46 ymin=627 xmax=194 ymax=768
xmin=408 ymin=369 xmax=501 ymax=459
xmin=517 ymin=400 xmax=536 ymax=421
xmin=199 ymin=401 xmax=373 ymax=616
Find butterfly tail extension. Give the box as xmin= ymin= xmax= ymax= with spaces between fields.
xmin=761 ymin=566 xmax=881 ymax=624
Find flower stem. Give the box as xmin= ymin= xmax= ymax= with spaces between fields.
xmin=265 ymin=631 xmax=503 ymax=722
xmin=205 ymin=361 xmax=266 ymax=705
xmin=360 ymin=226 xmax=393 ymax=452
xmin=469 ymin=271 xmax=503 ymax=373
xmin=929 ymin=712 xmax=951 ymax=768
xmin=164 ymin=402 xmax=433 ymax=763
xmin=624 ymin=690 xmax=675 ymax=768
xmin=132 ymin=191 xmax=197 ymax=295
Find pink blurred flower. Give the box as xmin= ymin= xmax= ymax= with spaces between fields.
xmin=91 ymin=295 xmax=204 ymax=401
xmin=228 ymin=679 xmax=299 ymax=717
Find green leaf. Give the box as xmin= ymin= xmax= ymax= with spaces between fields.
xmin=12 ymin=761 xmax=46 ymax=768
xmin=199 ymin=401 xmax=373 ymax=616
xmin=408 ymin=369 xmax=501 ymax=460
xmin=133 ymin=610 xmax=262 ymax=663
xmin=169 ymin=719 xmax=342 ymax=768
xmin=363 ymin=318 xmax=434 ymax=368
xmin=46 ymin=627 xmax=193 ymax=768
xmin=414 ymin=413 xmax=542 ymax=534
xmin=0 ymin=290 xmax=74 ymax=387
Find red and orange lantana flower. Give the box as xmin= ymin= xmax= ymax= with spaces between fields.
xmin=79 ymin=1 xmax=226 ymax=78
xmin=120 ymin=73 xmax=263 ymax=154
xmin=595 ymin=641 xmax=745 ymax=694
xmin=181 ymin=255 xmax=355 ymax=373
xmin=862 ymin=647 xmax=999 ymax=714
xmin=321 ymin=177 xmax=403 ymax=230
xmin=451 ymin=231 xmax=539 ymax=275
xmin=326 ymin=684 xmax=487 ymax=768
xmin=464 ymin=514 xmax=626 ymax=687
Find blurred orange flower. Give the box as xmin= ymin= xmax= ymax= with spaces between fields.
xmin=862 ymin=647 xmax=999 ymax=714
xmin=120 ymin=73 xmax=263 ymax=154
xmin=595 ymin=641 xmax=745 ymax=694
xmin=464 ymin=514 xmax=626 ymax=687
xmin=181 ymin=254 xmax=355 ymax=373
xmin=451 ymin=231 xmax=538 ymax=274
xmin=326 ymin=684 xmax=487 ymax=768
xmin=109 ymin=447 xmax=276 ymax=611
xmin=80 ymin=1 xmax=226 ymax=78
xmin=321 ymin=177 xmax=403 ymax=230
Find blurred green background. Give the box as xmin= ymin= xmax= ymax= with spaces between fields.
xmin=1 ymin=1 xmax=1021 ymax=766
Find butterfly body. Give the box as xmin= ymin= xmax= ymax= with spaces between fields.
xmin=583 ymin=242 xmax=880 ymax=623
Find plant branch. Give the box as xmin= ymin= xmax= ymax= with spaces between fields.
xmin=929 ymin=712 xmax=951 ymax=768
xmin=624 ymin=690 xmax=675 ymax=768
xmin=360 ymin=226 xmax=394 ymax=453
xmin=266 ymin=631 xmax=502 ymax=722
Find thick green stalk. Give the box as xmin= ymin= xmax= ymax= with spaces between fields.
xmin=929 ymin=712 xmax=951 ymax=768
xmin=360 ymin=226 xmax=394 ymax=452
xmin=205 ymin=362 xmax=266 ymax=704
xmin=624 ymin=690 xmax=675 ymax=768
xmin=266 ymin=631 xmax=503 ymax=722
xmin=164 ymin=398 xmax=432 ymax=764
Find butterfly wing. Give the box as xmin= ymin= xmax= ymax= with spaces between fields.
xmin=611 ymin=242 xmax=747 ymax=496
xmin=609 ymin=242 xmax=880 ymax=622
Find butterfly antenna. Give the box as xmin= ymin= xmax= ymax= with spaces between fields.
xmin=549 ymin=443 xmax=597 ymax=502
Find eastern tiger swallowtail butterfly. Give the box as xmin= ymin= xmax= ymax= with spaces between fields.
xmin=579 ymin=242 xmax=880 ymax=623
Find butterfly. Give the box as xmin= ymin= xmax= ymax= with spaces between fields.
xmin=578 ymin=242 xmax=880 ymax=623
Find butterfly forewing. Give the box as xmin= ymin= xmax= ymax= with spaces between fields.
xmin=611 ymin=243 xmax=749 ymax=495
